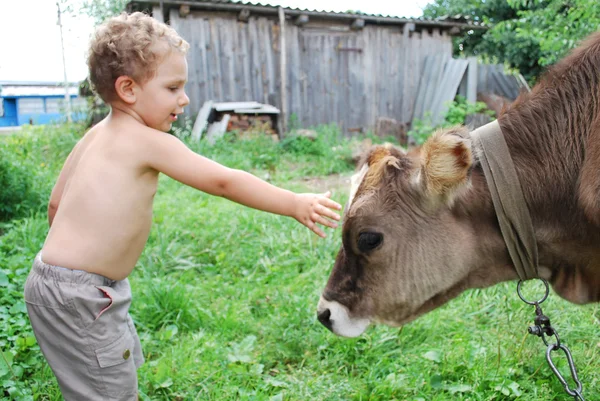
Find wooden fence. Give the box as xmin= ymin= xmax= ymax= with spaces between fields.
xmin=169 ymin=9 xmax=454 ymax=135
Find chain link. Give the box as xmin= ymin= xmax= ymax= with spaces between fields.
xmin=517 ymin=279 xmax=586 ymax=401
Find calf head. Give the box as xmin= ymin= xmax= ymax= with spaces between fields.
xmin=317 ymin=126 xmax=510 ymax=337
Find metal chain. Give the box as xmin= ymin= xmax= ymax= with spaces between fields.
xmin=517 ymin=279 xmax=586 ymax=401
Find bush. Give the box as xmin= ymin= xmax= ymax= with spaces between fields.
xmin=280 ymin=133 xmax=327 ymax=157
xmin=0 ymin=146 xmax=42 ymax=223
xmin=179 ymin=123 xmax=355 ymax=177
xmin=408 ymin=96 xmax=496 ymax=145
xmin=445 ymin=95 xmax=495 ymax=126
xmin=0 ymin=123 xmax=83 ymax=224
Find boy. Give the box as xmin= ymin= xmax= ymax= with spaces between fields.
xmin=24 ymin=12 xmax=341 ymax=401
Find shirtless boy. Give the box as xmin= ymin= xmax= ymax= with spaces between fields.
xmin=24 ymin=12 xmax=341 ymax=400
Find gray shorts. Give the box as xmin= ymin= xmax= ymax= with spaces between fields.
xmin=24 ymin=253 xmax=144 ymax=401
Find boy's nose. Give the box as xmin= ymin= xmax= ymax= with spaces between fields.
xmin=180 ymin=93 xmax=190 ymax=107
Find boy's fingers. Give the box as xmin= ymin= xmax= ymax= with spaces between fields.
xmin=312 ymin=214 xmax=338 ymax=229
xmin=318 ymin=205 xmax=340 ymax=221
xmin=309 ymin=221 xmax=326 ymax=238
xmin=319 ymin=197 xmax=342 ymax=210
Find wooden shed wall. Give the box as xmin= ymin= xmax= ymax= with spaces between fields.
xmin=169 ymin=10 xmax=453 ymax=134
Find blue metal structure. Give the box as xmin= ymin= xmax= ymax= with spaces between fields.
xmin=0 ymin=81 xmax=87 ymax=127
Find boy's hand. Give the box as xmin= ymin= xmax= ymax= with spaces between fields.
xmin=294 ymin=191 xmax=342 ymax=238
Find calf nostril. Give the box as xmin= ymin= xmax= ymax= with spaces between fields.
xmin=317 ymin=308 xmax=332 ymax=330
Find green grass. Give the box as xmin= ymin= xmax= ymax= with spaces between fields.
xmin=1 ymin=123 xmax=599 ymax=400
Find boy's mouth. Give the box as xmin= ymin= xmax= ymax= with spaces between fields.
xmin=170 ymin=113 xmax=178 ymax=121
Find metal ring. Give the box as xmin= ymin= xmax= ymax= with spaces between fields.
xmin=541 ymin=328 xmax=560 ymax=347
xmin=517 ymin=278 xmax=550 ymax=305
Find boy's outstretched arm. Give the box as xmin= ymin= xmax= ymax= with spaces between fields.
xmin=144 ymin=131 xmax=342 ymax=237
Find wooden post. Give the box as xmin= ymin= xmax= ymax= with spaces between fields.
xmin=152 ymin=4 xmax=164 ymax=22
xmin=56 ymin=1 xmax=72 ymax=123
xmin=278 ymin=7 xmax=288 ymax=136
xmin=466 ymin=57 xmax=478 ymax=104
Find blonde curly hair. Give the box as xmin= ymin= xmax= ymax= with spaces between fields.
xmin=87 ymin=12 xmax=189 ymax=102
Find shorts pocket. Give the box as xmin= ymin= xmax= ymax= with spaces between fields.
xmin=72 ymin=284 xmax=129 ymax=330
xmin=95 ymin=329 xmax=135 ymax=368
xmin=94 ymin=329 xmax=138 ymax=398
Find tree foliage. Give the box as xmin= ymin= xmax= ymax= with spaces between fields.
xmin=80 ymin=0 xmax=129 ymax=24
xmin=423 ymin=0 xmax=600 ymax=83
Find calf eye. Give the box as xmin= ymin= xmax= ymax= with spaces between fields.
xmin=358 ymin=232 xmax=383 ymax=252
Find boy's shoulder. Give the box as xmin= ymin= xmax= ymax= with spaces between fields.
xmin=102 ymin=115 xmax=189 ymax=161
xmin=93 ymin=115 xmax=164 ymax=144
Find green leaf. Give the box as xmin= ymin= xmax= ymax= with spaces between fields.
xmin=508 ymin=381 xmax=522 ymax=396
xmin=11 ymin=365 xmax=23 ymax=379
xmin=430 ymin=374 xmax=443 ymax=389
xmin=423 ymin=350 xmax=442 ymax=363
xmin=0 ymin=270 xmax=8 ymax=287
xmin=446 ymin=383 xmax=472 ymax=394
xmin=269 ymin=394 xmax=284 ymax=401
xmin=265 ymin=377 xmax=288 ymax=388
xmin=227 ymin=335 xmax=257 ymax=364
xmin=9 ymin=302 xmax=26 ymax=315
xmin=158 ymin=377 xmax=173 ymax=388
xmin=250 ymin=363 xmax=264 ymax=376
xmin=0 ymin=351 xmax=13 ymax=378
xmin=16 ymin=336 xmax=37 ymax=350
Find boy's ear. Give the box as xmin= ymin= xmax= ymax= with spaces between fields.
xmin=114 ymin=76 xmax=138 ymax=104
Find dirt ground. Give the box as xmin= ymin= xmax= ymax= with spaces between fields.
xmin=296 ymin=172 xmax=354 ymax=194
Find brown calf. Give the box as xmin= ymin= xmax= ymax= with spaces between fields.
xmin=317 ymin=31 xmax=600 ymax=337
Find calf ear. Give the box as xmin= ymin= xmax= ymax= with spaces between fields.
xmin=417 ymin=126 xmax=472 ymax=203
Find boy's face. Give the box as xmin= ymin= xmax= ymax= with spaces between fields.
xmin=134 ymin=50 xmax=190 ymax=132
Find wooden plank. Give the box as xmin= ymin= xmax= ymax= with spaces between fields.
xmin=430 ymin=58 xmax=469 ymax=125
xmin=422 ymin=55 xmax=440 ymax=119
xmin=184 ymin=16 xmax=200 ymax=116
xmin=226 ymin=21 xmax=236 ymax=100
xmin=260 ymin=18 xmax=274 ymax=103
xmin=287 ymin=25 xmax=302 ymax=127
xmin=248 ymin=19 xmax=262 ymax=102
xmin=171 ymin=12 xmax=197 ymax=117
xmin=278 ymin=7 xmax=288 ymax=135
xmin=457 ymin=70 xmax=468 ymax=99
xmin=196 ymin=17 xmax=209 ymax=103
xmin=412 ymin=56 xmax=433 ymax=122
xmin=492 ymin=72 xmax=519 ymax=99
xmin=205 ymin=114 xmax=231 ymax=144
xmin=238 ymin=21 xmax=251 ymax=101
xmin=351 ymin=32 xmax=366 ymax=130
xmin=407 ymin=30 xmax=423 ymax=123
xmin=234 ymin=105 xmax=280 ymax=114
xmin=413 ymin=53 xmax=446 ymax=122
xmin=517 ymin=73 xmax=531 ymax=92
xmin=209 ymin=19 xmax=223 ymax=100
xmin=214 ymin=101 xmax=262 ymax=111
xmin=466 ymin=57 xmax=478 ymax=104
xmin=191 ymin=100 xmax=214 ymax=141
xmin=322 ymin=34 xmax=331 ymax=127
xmin=152 ymin=5 xmax=163 ymax=23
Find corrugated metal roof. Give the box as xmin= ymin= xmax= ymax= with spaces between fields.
xmin=0 ymin=80 xmax=80 ymax=87
xmin=128 ymin=1 xmax=484 ymax=29
xmin=0 ymin=82 xmax=79 ymax=97
xmin=226 ymin=0 xmax=419 ymax=19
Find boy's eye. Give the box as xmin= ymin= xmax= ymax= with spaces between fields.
xmin=169 ymin=87 xmax=178 ymax=91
